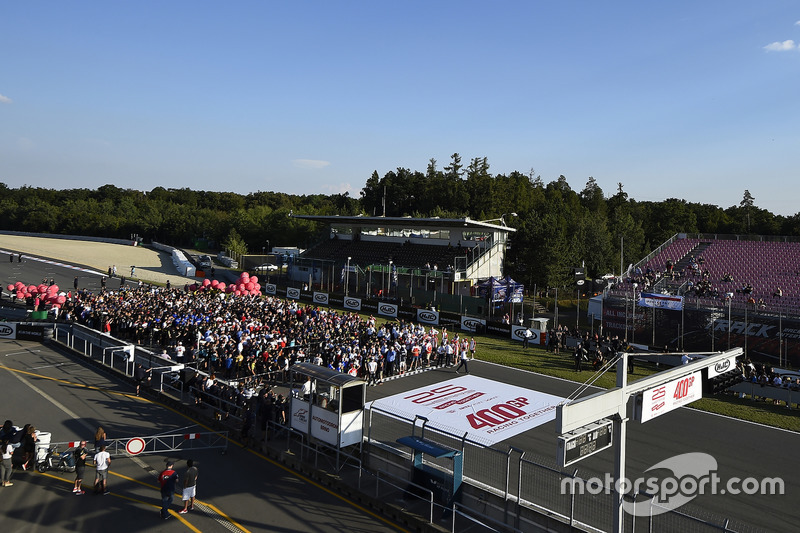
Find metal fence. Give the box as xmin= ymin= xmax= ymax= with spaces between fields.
xmin=364 ymin=405 xmax=764 ymax=533
xmin=48 ymin=431 xmax=229 ymax=458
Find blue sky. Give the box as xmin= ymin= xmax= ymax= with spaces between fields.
xmin=1 ymin=2 xmax=798 ymax=216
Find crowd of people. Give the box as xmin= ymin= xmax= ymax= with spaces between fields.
xmin=49 ymin=284 xmax=482 ymax=432
xmin=625 ymin=253 xmax=785 ymax=312
xmin=0 ymin=421 xmax=109 ymax=494
xmin=56 ymin=283 xmax=479 ymax=384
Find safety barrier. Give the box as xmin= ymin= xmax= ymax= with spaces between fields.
xmin=50 ymin=431 xmax=229 ymax=457
xmin=365 ymin=404 xmax=756 ymax=533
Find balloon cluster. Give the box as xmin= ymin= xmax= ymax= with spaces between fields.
xmin=7 ymin=282 xmax=67 ymax=309
xmin=187 ymin=272 xmax=261 ymax=297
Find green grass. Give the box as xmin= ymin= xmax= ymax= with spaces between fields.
xmin=472 ymin=333 xmax=800 ymax=432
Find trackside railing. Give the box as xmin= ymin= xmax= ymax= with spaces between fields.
xmin=48 ymin=431 xmax=229 ymax=458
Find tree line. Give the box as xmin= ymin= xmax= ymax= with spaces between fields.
xmin=1 ymin=153 xmax=798 ymax=290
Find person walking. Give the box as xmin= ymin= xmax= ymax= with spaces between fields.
xmin=21 ymin=425 xmax=37 ymax=471
xmin=134 ymin=364 xmax=151 ymax=395
xmin=455 ymin=346 xmax=469 ymax=374
xmin=73 ymin=440 xmax=88 ymax=494
xmin=158 ymin=460 xmax=179 ymax=520
xmin=1 ymin=437 xmax=13 ymax=486
xmin=93 ymin=445 xmax=111 ymax=494
xmin=94 ymin=426 xmax=107 ymax=453
xmin=574 ymin=343 xmax=585 ymax=372
xmin=179 ymin=459 xmax=198 ymax=514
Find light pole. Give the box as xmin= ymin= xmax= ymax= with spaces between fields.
xmin=554 ymin=287 xmax=559 ymax=329
xmin=345 ymin=257 xmax=351 ymax=297
xmin=727 ymin=296 xmax=732 ymax=350
xmin=386 ymin=260 xmax=393 ymax=297
xmin=631 ymin=283 xmax=638 ymax=344
xmin=744 ymin=299 xmax=748 ymax=358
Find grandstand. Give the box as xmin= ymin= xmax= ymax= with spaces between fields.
xmin=604 ymin=234 xmax=800 ymax=365
xmin=611 ymin=234 xmax=800 ymax=316
xmin=288 ymin=215 xmax=516 ymax=296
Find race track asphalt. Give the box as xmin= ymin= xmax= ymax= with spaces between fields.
xmin=0 ymin=340 xmax=408 ymax=533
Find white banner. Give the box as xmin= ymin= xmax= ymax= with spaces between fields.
xmin=460 ymin=316 xmax=485 ymax=333
xmin=378 ymin=302 xmax=397 ymax=318
xmin=707 ymin=355 xmax=738 ymax=378
xmin=511 ymin=325 xmax=541 ymax=344
xmin=310 ymin=406 xmax=339 ymax=446
xmin=370 ymin=376 xmax=564 ymax=446
xmin=0 ymin=323 xmax=17 ymax=340
xmin=264 ymin=283 xmax=277 ymax=295
xmin=287 ymin=287 xmax=301 ymax=300
xmin=638 ymin=292 xmax=684 ymax=311
xmin=343 ymin=296 xmax=362 ymax=311
xmin=416 ymin=308 xmax=439 ymax=325
xmin=377 ymin=302 xmax=397 ymax=318
xmin=312 ymin=292 xmax=329 ymax=306
xmin=290 ymin=399 xmax=310 ymax=434
xmin=638 ymin=371 xmax=701 ymax=423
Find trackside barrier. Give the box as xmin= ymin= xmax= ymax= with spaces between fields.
xmin=451 ymin=501 xmax=526 ymax=533
xmin=365 ymin=404 xmax=759 ymax=533
xmin=277 ymin=420 xmax=362 ymax=476
xmin=48 ymin=431 xmax=229 ymax=458
xmin=729 ymin=381 xmax=800 ymax=407
xmin=374 ymin=469 xmax=435 ymax=524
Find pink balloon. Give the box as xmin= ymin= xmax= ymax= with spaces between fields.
xmin=245 ymin=282 xmax=254 ymax=291
xmin=6 ymin=284 xmax=14 ymax=292
xmin=27 ymin=285 xmax=37 ymax=293
xmin=250 ymin=275 xmax=259 ymax=284
xmin=16 ymin=291 xmax=23 ymax=299
xmin=250 ymin=289 xmax=260 ymax=296
xmin=15 ymin=281 xmax=24 ymax=289
xmin=48 ymin=284 xmax=59 ymax=293
xmin=234 ymin=290 xmax=242 ymax=296
xmin=37 ymin=284 xmax=47 ymax=293
xmin=24 ymin=292 xmax=31 ymax=298
xmin=217 ymin=282 xmax=226 ymax=290
xmin=51 ymin=304 xmax=60 ymax=310
xmin=57 ymin=296 xmax=66 ymax=304
xmin=210 ymin=279 xmax=219 ymax=287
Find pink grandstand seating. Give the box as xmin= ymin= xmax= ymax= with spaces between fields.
xmin=612 ymin=236 xmax=800 ymax=315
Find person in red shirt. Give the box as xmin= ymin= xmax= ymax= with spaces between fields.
xmin=158 ymin=461 xmax=179 ymax=520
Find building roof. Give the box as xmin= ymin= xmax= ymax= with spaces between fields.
xmin=290 ymin=214 xmax=516 ymax=232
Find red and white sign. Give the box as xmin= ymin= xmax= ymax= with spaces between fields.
xmin=370 ymin=376 xmax=564 ymax=446
xmin=637 ymin=371 xmax=702 ymax=423
xmin=125 ymin=437 xmax=146 ymax=455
